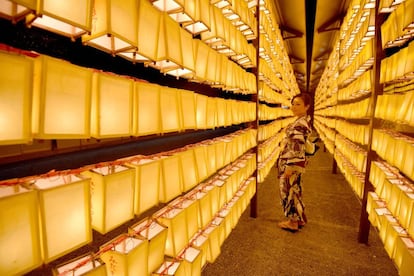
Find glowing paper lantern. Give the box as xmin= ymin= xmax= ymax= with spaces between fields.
xmin=160 ymin=154 xmax=183 ymax=203
xmin=81 ymin=0 xmax=137 ymax=55
xmin=154 ymin=206 xmax=189 ymax=257
xmin=117 ymin=0 xmax=161 ymax=63
xmin=54 ymin=254 xmax=107 ymax=276
xmin=394 ymin=236 xmax=414 ymax=273
xmin=0 ymin=50 xmax=34 ymax=145
xmin=165 ymin=27 xmax=195 ymax=79
xmin=34 ymin=174 xmax=92 ymax=263
xmin=176 ymin=149 xmax=199 ymax=192
xmin=193 ymin=145 xmax=209 ymax=182
xmin=0 ymin=185 xmax=41 ymax=276
xmin=25 ymin=0 xmax=93 ymax=40
xmin=170 ymin=196 xmax=200 ymax=239
xmin=383 ymin=223 xmax=409 ymax=259
xmin=160 ymin=87 xmax=182 ymax=133
xmin=100 ymin=234 xmax=148 ymax=276
xmin=398 ymin=190 xmax=414 ymax=231
xmin=153 ymin=258 xmax=186 ymax=276
xmin=135 ymin=81 xmax=161 ymax=136
xmin=189 ymin=231 xmax=209 ymax=268
xmin=127 ymin=157 xmax=160 ymax=216
xmin=179 ymin=89 xmax=197 ymax=130
xmin=191 ymin=186 xmax=213 ymax=229
xmin=32 ymin=55 xmax=93 ymax=139
xmin=195 ymin=93 xmax=208 ymax=129
xmin=179 ymin=246 xmax=202 ymax=276
xmin=0 ymin=0 xmax=32 ymax=23
xmin=82 ymin=165 xmax=134 ymax=234
xmin=129 ymin=218 xmax=167 ymax=275
xmin=149 ymin=13 xmax=183 ymax=74
xmin=91 ymin=72 xmax=133 ymax=138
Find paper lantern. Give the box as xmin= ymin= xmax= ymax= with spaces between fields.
xmin=200 ymin=4 xmax=227 ymax=47
xmin=189 ymin=231 xmax=209 ymax=268
xmin=179 ymin=89 xmax=197 ymax=130
xmin=32 ymin=55 xmax=93 ymax=139
xmin=25 ymin=0 xmax=93 ymax=40
xmin=117 ymin=0 xmax=161 ymax=62
xmin=165 ymin=26 xmax=195 ymax=79
xmin=170 ymin=196 xmax=200 ymax=240
xmin=176 ymin=149 xmax=199 ymax=192
xmin=91 ymin=72 xmax=133 ymax=138
xmin=0 ymin=185 xmax=42 ymax=276
xmin=54 ymin=254 xmax=107 ymax=276
xmin=203 ymin=217 xmax=225 ymax=263
xmin=127 ymin=157 xmax=160 ymax=216
xmin=195 ymin=93 xmax=208 ymax=129
xmin=176 ymin=0 xmax=211 ymax=35
xmin=160 ymin=154 xmax=183 ymax=203
xmin=149 ymin=13 xmax=183 ymax=73
xmin=398 ymin=189 xmax=414 ymax=231
xmin=178 ymin=246 xmax=202 ymax=276
xmin=81 ymin=0 xmax=138 ymax=55
xmin=0 ymin=50 xmax=34 ymax=145
xmin=384 ymin=223 xmax=409 ymax=259
xmin=193 ymin=40 xmax=210 ymax=82
xmin=205 ymin=142 xmax=217 ymax=176
xmin=100 ymin=234 xmax=148 ymax=276
xmin=394 ymin=236 xmax=414 ymax=273
xmin=154 ymin=206 xmax=189 ymax=257
xmin=0 ymin=0 xmax=32 ymax=23
xmin=128 ymin=218 xmax=167 ymax=275
xmin=190 ymin=186 xmax=213 ymax=229
xmin=193 ymin=145 xmax=209 ymax=182
xmin=379 ymin=214 xmax=398 ymax=243
xmin=34 ymin=174 xmax=92 ymax=263
xmin=135 ymin=81 xmax=161 ymax=136
xmin=153 ymin=258 xmax=186 ymax=276
xmin=160 ymin=87 xmax=182 ymax=133
xmin=82 ymin=165 xmax=135 ymax=234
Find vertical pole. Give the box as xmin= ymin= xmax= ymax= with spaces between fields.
xmin=250 ymin=3 xmax=260 ymax=218
xmin=358 ymin=0 xmax=384 ymax=243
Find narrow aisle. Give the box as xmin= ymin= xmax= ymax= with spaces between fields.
xmin=202 ymin=145 xmax=398 ymax=276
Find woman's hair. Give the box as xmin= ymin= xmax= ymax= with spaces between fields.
xmin=291 ymin=93 xmax=312 ymax=107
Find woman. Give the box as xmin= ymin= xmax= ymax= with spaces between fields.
xmin=277 ymin=93 xmax=312 ymax=232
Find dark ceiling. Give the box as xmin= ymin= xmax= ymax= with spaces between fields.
xmin=272 ymin=0 xmax=351 ymax=94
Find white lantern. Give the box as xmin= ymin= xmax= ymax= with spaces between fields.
xmin=34 ymin=174 xmax=92 ymax=263
xmin=0 ymin=185 xmax=42 ymax=275
xmin=82 ymin=165 xmax=135 ymax=234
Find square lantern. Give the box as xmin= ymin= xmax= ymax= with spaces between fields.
xmin=176 ymin=149 xmax=199 ymax=192
xmin=82 ymin=165 xmax=135 ymax=234
xmin=53 ymin=253 xmax=107 ymax=276
xmin=179 ymin=89 xmax=197 ymax=130
xmin=193 ymin=145 xmax=209 ymax=182
xmin=160 ymin=86 xmax=182 ymax=133
xmin=398 ymin=190 xmax=414 ymax=231
xmin=188 ymin=185 xmax=213 ymax=229
xmin=149 ymin=12 xmax=183 ymax=74
xmin=0 ymin=185 xmax=42 ymax=276
xmin=24 ymin=0 xmax=93 ymax=40
xmin=195 ymin=93 xmax=208 ymax=130
xmin=32 ymin=55 xmax=93 ymax=139
xmin=91 ymin=72 xmax=133 ymax=138
xmin=384 ymin=223 xmax=409 ymax=259
xmin=126 ymin=157 xmax=161 ymax=216
xmin=0 ymin=50 xmax=34 ymax=145
xmin=81 ymin=0 xmax=138 ymax=55
xmin=153 ymin=258 xmax=186 ymax=276
xmin=192 ymin=39 xmax=210 ymax=82
xmin=178 ymin=246 xmax=202 ymax=276
xmin=159 ymin=154 xmax=183 ymax=203
xmin=189 ymin=231 xmax=209 ymax=268
xmin=34 ymin=174 xmax=92 ymax=263
xmin=117 ymin=0 xmax=161 ymax=63
xmin=206 ymin=97 xmax=217 ymax=129
xmin=170 ymin=196 xmax=200 ymax=240
xmin=100 ymin=234 xmax=148 ymax=276
xmin=176 ymin=0 xmax=211 ymax=35
xmin=394 ymin=236 xmax=414 ymax=273
xmin=0 ymin=0 xmax=32 ymax=23
xmin=135 ymin=81 xmax=161 ymax=136
xmin=128 ymin=218 xmax=168 ymax=275
xmin=154 ymin=206 xmax=189 ymax=257
xmin=165 ymin=27 xmax=195 ymax=79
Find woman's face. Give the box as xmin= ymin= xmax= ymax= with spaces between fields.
xmin=291 ymin=97 xmax=309 ymax=117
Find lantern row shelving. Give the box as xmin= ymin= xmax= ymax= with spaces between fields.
xmin=0 ymin=0 xmax=300 ymax=275
xmin=314 ymin=0 xmax=414 ymax=274
xmin=1 ymin=128 xmax=257 ymax=275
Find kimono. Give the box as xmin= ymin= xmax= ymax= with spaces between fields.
xmin=277 ymin=115 xmax=312 ymax=223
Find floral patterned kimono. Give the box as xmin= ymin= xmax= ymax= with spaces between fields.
xmin=277 ymin=115 xmax=312 ymax=224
